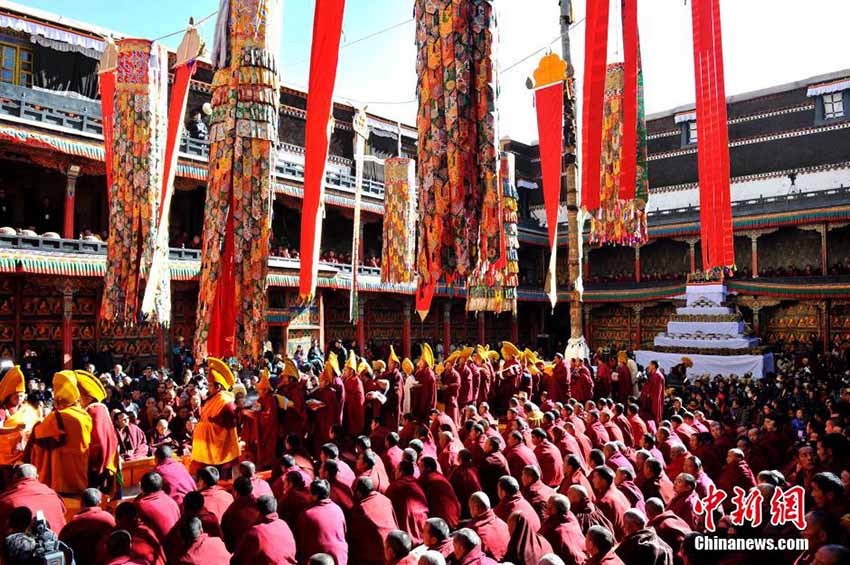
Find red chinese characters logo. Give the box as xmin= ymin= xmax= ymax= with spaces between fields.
xmin=769 ymin=485 xmax=807 ymax=531
xmin=696 ymin=485 xmax=807 ymax=532
xmin=694 ymin=484 xmax=726 ymax=532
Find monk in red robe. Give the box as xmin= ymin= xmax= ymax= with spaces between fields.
xmin=531 ymin=428 xmax=564 ymax=487
xmin=615 ymin=352 xmax=633 ymax=403
xmin=418 ymin=456 xmax=461 ymax=528
xmin=452 ymin=528 xmax=501 ymax=565
xmin=276 ymin=359 xmax=306 ymax=440
xmin=467 ymin=492 xmax=510 ymax=562
xmin=449 ymin=449 xmax=482 ymax=519
xmin=570 ymin=358 xmax=594 ymax=403
xmin=640 ymin=361 xmax=666 ymax=424
xmin=539 ymin=493 xmax=587 ymax=565
xmin=115 ymin=411 xmax=149 ymax=461
xmin=231 ymin=495 xmax=297 ymax=564
xmin=99 ymin=502 xmax=166 ymax=565
xmin=0 ymin=366 xmax=39 ymax=482
xmin=175 ymin=517 xmax=231 ymax=564
xmin=196 ymin=466 xmax=233 ymax=522
xmin=520 ymin=465 xmax=556 ymax=520
xmin=589 ymin=466 xmax=632 ymax=539
xmin=645 ymin=498 xmax=692 ymax=559
xmin=442 ymin=354 xmax=462 ymax=427
xmin=162 ymin=491 xmax=223 ymax=564
xmin=494 ymin=476 xmax=540 ymax=532
xmin=437 ymin=430 xmax=464 ymax=475
xmin=308 ymin=353 xmax=345 ymax=450
xmin=75 ymin=370 xmax=119 ymax=491
xmin=342 ymin=353 xmax=366 ymax=435
xmin=641 ymin=457 xmax=676 ymax=505
xmin=596 ymin=358 xmax=613 ymax=399
xmin=560 ymin=454 xmax=595 ymax=502
xmin=135 ymin=471 xmax=181 ymax=542
xmin=0 ymin=463 xmax=65 ymax=536
xmin=386 ymin=460 xmax=430 ymax=544
xmin=382 ymin=346 xmax=404 ymax=430
xmin=585 ymin=526 xmax=625 ymax=565
xmin=277 ymin=470 xmax=312 ymax=529
xmin=566 ymin=485 xmax=615 ymax=535
xmin=220 ymin=476 xmax=260 ymax=552
xmin=614 ymin=509 xmax=674 ymax=565
xmin=505 ymin=511 xmax=553 ymax=565
xmin=411 ymin=344 xmax=436 ymax=421
xmin=349 ymin=476 xmax=398 ymax=565
xmin=249 ymin=370 xmax=279 ymax=470
xmin=717 ymin=448 xmax=756 ymax=497
xmin=356 ymin=447 xmax=390 ymax=494
xmin=457 ymin=348 xmax=475 ymax=408
xmin=504 ymin=430 xmax=539 ymax=479
xmin=60 ymin=488 xmax=115 ymax=565
xmin=479 ymin=437 xmax=510 ymax=505
xmin=153 ymin=446 xmax=195 ymax=506
xmin=296 ymin=479 xmax=348 ymax=564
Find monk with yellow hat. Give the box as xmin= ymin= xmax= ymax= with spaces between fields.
xmin=343 ymin=352 xmax=366 ymax=435
xmin=308 ymin=352 xmax=345 ymax=449
xmin=31 ymin=371 xmax=92 ymax=495
xmin=409 ymin=343 xmax=436 ymax=421
xmin=379 ymin=345 xmax=403 ymax=430
xmin=249 ymin=369 xmax=279 ymax=470
xmin=191 ymin=357 xmax=240 ymax=476
xmin=277 ymin=357 xmax=307 ymax=439
xmin=455 ymin=347 xmax=475 ymax=408
xmin=442 ymin=350 xmax=462 ymax=427
xmin=75 ymin=369 xmax=119 ymax=490
xmin=0 ymin=366 xmax=39 ymax=474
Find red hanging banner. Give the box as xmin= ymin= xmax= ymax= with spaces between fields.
xmin=580 ymin=0 xmax=610 ymax=211
xmin=299 ymin=0 xmax=347 ymax=302
xmin=534 ymin=82 xmax=564 ymax=249
xmin=619 ymin=0 xmax=639 ymax=200
xmin=710 ymin=0 xmax=734 ymax=267
xmin=98 ymin=72 xmax=115 ymax=193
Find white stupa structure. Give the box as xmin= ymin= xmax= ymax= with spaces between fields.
xmin=635 ymin=281 xmax=774 ymax=379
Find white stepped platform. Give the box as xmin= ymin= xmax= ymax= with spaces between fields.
xmin=667 ymin=321 xmax=744 ymax=335
xmin=635 ymin=350 xmax=774 ymax=379
xmin=654 ymin=334 xmax=758 ymax=349
xmin=676 ymin=306 xmax=732 ymax=316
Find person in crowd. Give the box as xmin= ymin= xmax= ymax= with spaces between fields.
xmin=59 ymin=488 xmax=115 ymax=565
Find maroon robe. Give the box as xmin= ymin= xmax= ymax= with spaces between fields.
xmin=717 ymin=459 xmax=757 ymax=495
xmin=504 ymin=443 xmax=539 ymax=480
xmin=311 ymin=379 xmax=344 ymax=449
xmin=344 ymin=374 xmax=366 ymax=436
xmin=693 ymin=445 xmax=722 ymax=478
xmin=176 ymin=533 xmax=231 ymax=564
xmin=329 ymin=478 xmax=355 ymax=518
xmin=615 ymin=363 xmax=632 ymax=403
xmin=59 ymin=507 xmax=116 ymax=565
xmin=614 ymin=414 xmax=634 ymax=447
xmin=232 ymin=512 xmax=296 ymax=564
xmin=539 ymin=513 xmax=587 ymax=565
xmin=349 ymin=491 xmax=398 ymax=565
xmin=0 ymin=477 xmax=66 ymax=536
xmin=430 ymin=412 xmax=458 ymax=442
xmin=603 ymin=420 xmax=624 ymax=444
xmin=467 ymin=509 xmax=510 ymax=562
xmin=221 ymin=495 xmax=260 ymax=552
xmin=596 ymin=362 xmax=612 ymax=399
xmin=571 ymin=366 xmax=594 ymax=403
xmin=252 ymin=393 xmax=279 ymax=470
xmin=359 ymin=465 xmax=390 ymax=494
xmin=649 ymin=511 xmax=692 ymax=557
xmin=595 ymin=485 xmax=632 ymax=539
xmin=249 ymin=475 xmax=273 ymax=499
xmin=668 ymin=490 xmax=701 ymax=531
xmin=641 ymin=475 xmax=676 ymax=506
xmin=442 ymin=368 xmax=461 ymax=427
xmin=571 ymin=497 xmax=614 ymax=535
xmin=504 ymin=512 xmax=553 ymax=565
xmin=135 ymin=490 xmax=181 ymax=542
xmin=99 ymin=519 xmax=166 ymax=565
xmin=200 ymin=485 xmax=234 ymax=523
xmin=586 ymin=420 xmax=610 ymax=449
xmin=479 ymin=451 xmax=510 ymax=505
xmin=552 ymin=360 xmax=570 ymax=402
xmin=382 ymin=445 xmax=404 ymax=479
xmin=87 ymin=402 xmax=119 ymax=482
xmin=640 ymin=371 xmax=665 ymax=424
xmin=154 ymin=458 xmax=196 ymax=507
xmin=587 ymin=551 xmax=625 ymax=565
xmin=521 ymin=480 xmax=556 ymax=520
xmin=606 ymin=451 xmax=634 ymax=475
xmin=277 ymin=380 xmax=306 ymax=438
xmin=457 ymin=546 xmax=500 ymax=565
xmin=118 ymin=423 xmax=150 ymax=461
xmin=694 ymin=470 xmax=716 ymax=499
xmin=494 ymin=492 xmax=541 ymax=532
xmin=296 ymin=499 xmax=348 ymax=565
xmin=412 ymin=367 xmax=437 ymax=421
xmin=381 ymin=367 xmax=403 ymax=430
xmin=386 ymin=475 xmax=430 ymax=544
xmin=419 ymin=470 xmax=461 ymax=528
xmin=163 ymin=511 xmax=222 ymax=564
xmin=278 ymin=485 xmax=312 ymax=529
xmin=533 ymin=439 xmax=564 ymax=487
xmin=559 ymin=470 xmax=596 ymax=503
xmin=458 ymin=363 xmax=475 ymax=407
xmin=438 ymin=438 xmax=464 ymax=476
xmin=449 ymin=463 xmax=482 ymax=518
xmin=615 ymin=528 xmax=674 ymax=565
xmin=617 ymin=480 xmax=646 ymax=514
xmin=628 ymin=415 xmax=649 ymax=447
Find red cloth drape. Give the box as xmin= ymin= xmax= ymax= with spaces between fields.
xmin=619 ymin=0 xmax=639 ymax=200
xmin=710 ymin=0 xmax=734 ymax=267
xmin=159 ymin=61 xmax=196 ymax=223
xmin=299 ymin=0 xmax=347 ymax=301
xmin=99 ymin=72 xmax=115 ymax=194
xmin=580 ymin=0 xmax=610 ymax=211
xmin=534 ymin=83 xmax=564 ymax=248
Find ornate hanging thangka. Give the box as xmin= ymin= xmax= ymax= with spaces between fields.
xmin=414 ymin=0 xmax=500 ymax=319
xmin=99 ymin=38 xmax=170 ymax=326
xmin=194 ymin=0 xmax=281 ymax=361
xmin=381 ymin=157 xmax=417 ymax=285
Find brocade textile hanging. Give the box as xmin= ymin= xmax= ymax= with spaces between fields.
xmin=381 ymin=157 xmax=417 ymax=284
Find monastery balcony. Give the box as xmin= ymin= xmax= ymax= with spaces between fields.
xmin=0 ymin=82 xmax=386 ymax=201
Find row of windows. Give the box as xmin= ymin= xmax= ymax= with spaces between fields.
xmin=0 ymin=42 xmax=32 ymax=87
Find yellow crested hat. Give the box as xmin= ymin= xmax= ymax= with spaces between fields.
xmin=501 ymin=341 xmax=520 ymax=359
xmin=283 ymin=358 xmax=300 ymax=380
xmin=53 ymin=370 xmax=80 ymax=405
xmin=372 ymin=360 xmax=387 ymax=372
xmin=542 ymin=363 xmax=555 ymax=376
xmin=207 ymin=357 xmax=235 ymax=389
xmin=459 ymin=346 xmax=474 ymax=359
xmin=420 ymin=343 xmax=434 ymax=370
xmin=357 ymin=360 xmax=372 ymax=375
xmin=325 ymin=352 xmax=341 ymax=377
xmin=445 ymin=350 xmax=460 ymax=364
xmin=474 ymin=345 xmax=488 ymax=360
xmin=435 ymin=362 xmax=444 ymax=376
xmin=488 ymin=350 xmax=500 ymax=363
xmin=75 ymin=369 xmax=106 ymax=402
xmin=681 ymin=357 xmax=694 ymax=368
xmin=345 ymin=351 xmax=358 ymax=371
xmin=0 ymin=366 xmax=25 ymax=403
xmin=388 ymin=345 xmax=400 ymax=365
xmin=256 ymin=369 xmax=272 ymax=392
xmin=402 ymin=358 xmax=414 ymax=376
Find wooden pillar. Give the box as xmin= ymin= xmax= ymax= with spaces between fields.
xmin=356 ymin=300 xmax=366 ymax=354
xmin=442 ymin=302 xmax=452 ymax=356
xmin=819 ymin=301 xmax=829 ymax=354
xmin=14 ymin=278 xmax=22 ymax=358
xmin=63 ymin=165 xmax=80 ymax=240
xmin=750 ymin=233 xmax=759 ymax=278
xmin=510 ymin=311 xmax=519 ymax=344
xmin=477 ymin=313 xmax=486 ymax=345
xmin=402 ymin=302 xmax=412 ymax=359
xmin=820 ymin=224 xmax=828 ymax=276
xmin=583 ymin=305 xmax=592 ymax=350
xmin=61 ymin=283 xmax=74 ymax=369
xmin=318 ymin=291 xmax=325 ymax=352
xmin=751 ymin=302 xmax=761 ymax=336
xmin=632 ymin=304 xmax=643 ymax=350
xmin=634 ymin=246 xmax=641 ymax=283
xmin=687 ymin=239 xmax=697 ymax=274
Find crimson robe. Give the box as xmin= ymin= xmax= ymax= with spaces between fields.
xmin=539 ymin=513 xmax=587 ymax=565
xmin=456 ymin=546 xmax=501 ymax=565
xmin=311 ymin=380 xmax=344 ymax=449
xmin=221 ymin=494 xmax=260 ymax=552
xmin=466 ymin=508 xmax=510 ymax=562
xmin=249 ymin=475 xmax=273 ymax=499
xmin=533 ymin=439 xmax=564 ymax=487
xmin=118 ymin=423 xmax=150 ymax=461
xmin=606 ymin=451 xmax=634 ymax=475
xmin=559 ymin=469 xmax=596 ymax=503
xmin=155 ymin=458 xmax=196 ymax=507
xmin=163 ymin=511 xmax=223 ymax=564
xmin=478 ymin=362 xmax=496 ymax=405
xmin=251 ymin=393 xmax=279 ymax=470
xmin=177 ymin=533 xmax=231 ymax=564
xmin=479 ymin=451 xmax=510 ymax=505
xmin=329 ymin=477 xmax=354 ymax=519
xmin=99 ymin=519 xmax=166 ymax=565
xmin=344 ymin=374 xmax=366 ymax=436
xmin=603 ymin=420 xmax=624 ymax=444
xmin=649 ymin=511 xmax=692 ymax=557
xmin=449 ymin=463 xmax=482 ymax=518
xmin=617 ymin=480 xmax=646 ymax=514
xmin=586 ymin=420 xmax=610 ymax=449
xmin=411 ymin=367 xmax=436 ymax=421
xmin=278 ymin=485 xmax=312 ymax=530
xmin=613 ymin=414 xmax=634 ymax=447
xmin=668 ymin=490 xmax=701 ymax=530
xmin=693 ymin=445 xmax=722 ymax=478
xmin=348 ymin=491 xmax=398 ymax=565
xmin=641 ymin=475 xmax=676 ymax=506
xmin=504 ymin=512 xmax=552 ymax=565
xmin=277 ymin=380 xmax=306 ymax=438
xmin=386 ymin=475 xmax=429 ymax=544
xmin=615 ymin=363 xmax=632 ymax=402
xmin=438 ymin=438 xmax=464 ymax=476
xmin=359 ymin=465 xmax=390 ymax=494
xmin=381 ymin=367 xmax=403 ymax=430
xmin=640 ymin=371 xmax=665 ymax=424
xmin=200 ymin=485 xmax=234 ymax=523
xmin=0 ymin=477 xmax=66 ymax=536
xmin=615 ymin=528 xmax=674 ymax=565
xmin=717 ymin=459 xmax=756 ymax=495
xmin=504 ymin=443 xmax=539 ymax=479
xmin=628 ymin=415 xmax=648 ymax=446
xmin=571 ymin=497 xmax=614 ymax=535
xmin=596 ymin=362 xmax=612 ymax=399
xmin=382 ymin=445 xmax=404 ymax=479
xmin=552 ymin=360 xmax=570 ymax=402
xmin=296 ymin=499 xmax=348 ymax=565
xmin=230 ymin=512 xmax=296 ymax=564
xmin=59 ymin=507 xmax=116 ymax=565
xmin=494 ymin=492 xmax=540 ymax=532
xmin=458 ymin=363 xmax=475 ymax=407
xmin=442 ymin=368 xmax=461 ymax=427
xmin=694 ymin=470 xmax=716 ymax=499
xmin=87 ymin=402 xmax=119 ymax=482
xmin=571 ymin=366 xmax=594 ymax=403
xmin=521 ymin=480 xmax=556 ymax=520
xmin=135 ymin=489 xmax=181 ymax=542
xmin=419 ymin=470 xmax=461 ymax=528
xmin=595 ymin=486 xmax=632 ymax=539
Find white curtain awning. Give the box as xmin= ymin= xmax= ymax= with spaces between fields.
xmin=807 ymin=78 xmax=850 ymax=97
xmin=366 ymin=117 xmax=417 ymax=140
xmin=674 ymin=111 xmax=697 ymax=124
xmin=0 ymin=12 xmax=105 ymax=53
xmin=517 ymin=179 xmax=539 ymax=190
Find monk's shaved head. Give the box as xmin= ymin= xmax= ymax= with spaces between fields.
xmin=183 ymin=516 xmax=203 ymax=542
xmin=14 ymin=464 xmax=37 ymax=480
xmin=419 ymin=550 xmax=446 ymax=565
xmin=623 ymin=509 xmax=648 ymax=535
xmin=107 ymin=530 xmax=132 ymax=558
xmin=233 ymin=476 xmax=253 ymax=497
xmin=82 ymin=488 xmax=101 ymax=508
xmin=539 ymin=555 xmax=566 ymax=565
xmin=239 ymin=461 xmax=257 ymax=477
xmin=307 ymin=554 xmax=335 ymax=565
xmin=645 ymin=497 xmax=664 ymax=520
xmin=154 ymin=445 xmax=172 ymax=462
xmin=469 ymin=492 xmax=490 ymax=516
xmin=256 ymin=495 xmax=276 ymax=516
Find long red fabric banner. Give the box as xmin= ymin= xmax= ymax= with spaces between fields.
xmin=98 ymin=72 xmax=115 ymax=197
xmin=158 ymin=61 xmax=196 ymax=224
xmin=619 ymin=0 xmax=639 ymax=200
xmin=580 ymin=0 xmax=610 ymax=211
xmin=299 ymin=0 xmax=346 ymax=302
xmin=534 ymin=82 xmax=564 ymax=249
xmin=710 ymin=0 xmax=734 ymax=267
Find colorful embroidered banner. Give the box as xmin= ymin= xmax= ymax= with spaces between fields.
xmin=414 ymin=0 xmax=500 ymax=320
xmin=299 ymin=0 xmax=347 ymax=303
xmin=100 ymin=38 xmax=169 ymax=327
xmin=195 ymin=0 xmax=281 ymax=361
xmin=381 ymin=157 xmax=416 ymax=285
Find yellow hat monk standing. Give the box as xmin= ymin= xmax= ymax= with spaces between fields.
xmin=191 ymin=357 xmax=240 ymax=475
xmin=75 ymin=369 xmax=119 ymax=490
xmin=0 ymin=366 xmax=39 ymax=471
xmin=411 ymin=343 xmax=437 ymax=421
xmin=31 ymin=371 xmax=92 ymax=495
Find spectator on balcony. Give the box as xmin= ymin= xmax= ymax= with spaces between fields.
xmin=36 ymin=196 xmax=55 ymax=235
xmin=186 ymin=111 xmax=208 ymax=141
xmin=189 ymin=235 xmax=202 ymax=249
